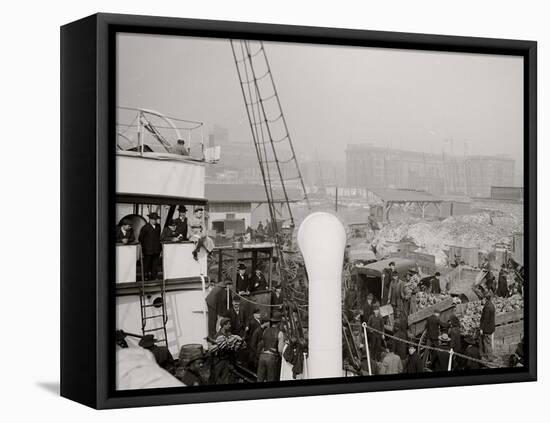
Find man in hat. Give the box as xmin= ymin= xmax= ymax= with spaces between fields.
xmin=448 ymin=315 xmax=463 ymax=354
xmin=161 ymin=219 xmax=182 ymax=242
xmin=171 ymin=138 xmax=190 ymax=156
xmin=246 ymin=308 xmax=265 ymax=370
xmin=139 ymin=334 xmax=175 ymax=374
xmin=257 ymin=311 xmax=284 ymax=382
xmin=480 ymin=292 xmax=496 ymax=360
xmin=431 ymin=333 xmax=452 ymax=371
xmin=174 ymin=205 xmax=188 ymax=241
xmin=497 ymin=264 xmax=509 ymax=298
xmin=228 ymin=296 xmax=246 ymax=337
xmin=211 ymin=317 xmax=235 ymax=384
xmin=176 ymin=345 xmax=208 ymax=386
xmin=463 ymin=335 xmax=482 ymax=370
xmin=381 ymin=261 xmax=396 ymax=304
xmin=429 ymin=272 xmax=442 ymax=294
xmin=271 ymin=284 xmax=284 ymax=309
xmin=398 ymin=271 xmax=415 ymax=328
xmin=367 ymin=304 xmax=385 ymax=361
xmin=404 ymin=344 xmax=424 ymax=374
xmin=484 ymin=267 xmax=496 ymax=293
xmin=251 ymin=268 xmax=268 ymax=292
xmin=425 ymin=307 xmax=447 ymax=363
xmin=388 ymin=271 xmax=402 ymax=309
xmin=256 ymin=221 xmax=265 ymax=238
xmin=188 ymin=207 xmax=209 ymax=261
xmin=360 ymin=293 xmax=375 ymax=323
xmin=205 ymin=280 xmax=232 ymax=337
xmin=138 ymin=212 xmax=162 ymax=280
xmin=116 ymin=219 xmax=135 ymax=244
xmin=235 ymin=263 xmax=251 ymax=294
xmin=379 ymin=340 xmax=403 ymax=375
xmin=392 ymin=321 xmax=409 ymax=361
xmin=245 ymin=308 xmax=263 ymax=342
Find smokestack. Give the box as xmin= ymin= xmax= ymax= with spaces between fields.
xmin=297 ymin=212 xmax=346 ymax=378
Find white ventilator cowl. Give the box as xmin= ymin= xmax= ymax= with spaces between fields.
xmin=297 ymin=212 xmax=346 ymax=378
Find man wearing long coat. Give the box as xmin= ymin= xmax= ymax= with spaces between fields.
xmin=497 ymin=266 xmax=509 ymax=297
xmin=205 ymin=281 xmax=231 ymax=337
xmin=480 ymin=293 xmax=496 ymax=360
xmin=138 ymin=212 xmax=162 ymax=281
xmin=367 ymin=305 xmax=385 ymax=361
xmin=174 ymin=205 xmax=189 ymax=240
xmin=381 ymin=262 xmax=395 ymax=304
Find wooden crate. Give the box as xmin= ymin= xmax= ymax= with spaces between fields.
xmin=494 ymin=309 xmax=523 ymax=341
xmin=495 ymin=309 xmax=523 ymax=326
xmin=408 ymin=297 xmax=455 ymax=326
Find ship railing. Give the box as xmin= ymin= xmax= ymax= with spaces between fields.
xmin=116 ymin=107 xmax=220 ymax=164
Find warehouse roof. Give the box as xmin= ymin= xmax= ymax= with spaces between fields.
xmin=369 ymin=188 xmax=442 ymax=203
xmin=206 ymin=184 xmax=304 ymax=204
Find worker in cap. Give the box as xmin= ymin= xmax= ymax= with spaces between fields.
xmin=464 ymin=331 xmax=482 ymax=370
xmin=138 ymin=211 xmax=162 ymax=280
xmin=379 ymin=339 xmax=403 ymax=375
xmin=360 ymin=292 xmax=375 ymax=323
xmin=389 ymin=270 xmax=402 ymax=308
xmin=116 ymin=218 xmax=136 ymax=244
xmin=174 ymin=205 xmax=188 ymax=241
xmin=271 ymin=283 xmax=284 ymax=309
xmin=425 ymin=305 xmax=446 ymax=363
xmin=480 ymin=289 xmax=496 ymax=361
xmin=251 ymin=267 xmax=268 ymax=292
xmin=404 ymin=342 xmax=424 ymax=374
xmin=429 ymin=271 xmax=442 ymax=294
xmin=497 ymin=264 xmax=509 ymax=298
xmin=176 ymin=345 xmax=208 ymax=386
xmin=367 ymin=302 xmax=385 ymax=361
xmin=431 ymin=333 xmax=452 ymax=372
xmin=257 ymin=311 xmax=284 ymax=382
xmin=161 ymin=218 xmax=181 ymax=242
xmin=381 ymin=261 xmax=396 ymax=304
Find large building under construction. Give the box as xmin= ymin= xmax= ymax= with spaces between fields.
xmin=345 ymin=144 xmax=516 ymax=198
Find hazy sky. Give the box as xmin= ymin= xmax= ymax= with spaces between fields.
xmin=117 ymin=33 xmax=523 ymax=166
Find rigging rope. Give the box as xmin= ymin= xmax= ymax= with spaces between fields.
xmin=361 ymin=322 xmax=499 ymax=368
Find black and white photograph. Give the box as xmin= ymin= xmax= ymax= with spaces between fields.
xmin=114 ymin=32 xmax=527 ymax=390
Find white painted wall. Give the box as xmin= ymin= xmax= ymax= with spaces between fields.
xmin=116 ymin=245 xmax=138 ymax=283
xmin=117 ymin=153 xmax=205 ymax=200
xmin=116 ymin=288 xmax=208 ymax=357
xmin=163 ymin=242 xmax=207 ymax=278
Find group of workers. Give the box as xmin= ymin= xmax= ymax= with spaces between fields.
xmin=348 ymin=260 xmax=505 ymax=375
xmin=201 ymin=260 xmax=294 ymax=384
xmin=117 ymin=264 xmax=291 ymax=386
xmin=116 ymin=204 xmax=214 ymax=280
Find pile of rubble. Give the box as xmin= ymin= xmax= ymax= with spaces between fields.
xmin=373 ymin=212 xmax=523 ymax=266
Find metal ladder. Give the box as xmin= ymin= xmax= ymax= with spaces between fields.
xmin=139 ymin=253 xmax=169 ymax=348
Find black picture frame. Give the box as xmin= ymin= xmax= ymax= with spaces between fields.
xmin=60 ymin=13 xmax=537 ymax=409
